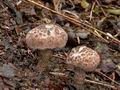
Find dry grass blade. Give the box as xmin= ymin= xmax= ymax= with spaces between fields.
xmin=25 ymin=0 xmax=120 ymax=44
xmin=49 ymin=71 xmax=117 ymax=89
xmin=95 ymin=70 xmax=120 ymax=86
xmin=49 ymin=72 xmax=117 ymax=89
xmin=0 ymin=7 xmax=8 ymax=13
xmin=94 ymin=30 xmax=109 ymax=42
xmin=89 ymin=2 xmax=95 ymax=21
xmin=95 ymin=0 xmax=107 ymax=16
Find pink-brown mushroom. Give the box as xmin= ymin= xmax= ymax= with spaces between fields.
xmin=25 ymin=24 xmax=68 ymax=72
xmin=67 ymin=46 xmax=101 ymax=72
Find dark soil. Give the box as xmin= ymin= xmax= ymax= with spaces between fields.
xmin=0 ymin=0 xmax=120 ymax=90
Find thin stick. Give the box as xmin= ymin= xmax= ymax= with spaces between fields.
xmin=85 ymin=79 xmax=117 ymax=90
xmin=95 ymin=70 xmax=120 ymax=85
xmin=25 ymin=0 xmax=109 ymax=43
xmin=26 ymin=0 xmax=120 ymax=44
xmin=95 ymin=0 xmax=107 ymax=16
xmin=89 ymin=2 xmax=95 ymax=21
xmin=49 ymin=71 xmax=117 ymax=89
xmin=0 ymin=7 xmax=8 ymax=13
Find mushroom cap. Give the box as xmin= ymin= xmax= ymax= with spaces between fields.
xmin=26 ymin=24 xmax=68 ymax=50
xmin=67 ymin=46 xmax=101 ymax=72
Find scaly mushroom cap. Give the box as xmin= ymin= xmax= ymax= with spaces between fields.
xmin=26 ymin=24 xmax=68 ymax=50
xmin=67 ymin=46 xmax=101 ymax=72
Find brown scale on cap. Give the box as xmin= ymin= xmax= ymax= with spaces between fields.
xmin=26 ymin=24 xmax=68 ymax=50
xmin=67 ymin=46 xmax=101 ymax=72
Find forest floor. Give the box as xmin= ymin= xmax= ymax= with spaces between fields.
xmin=0 ymin=0 xmax=120 ymax=90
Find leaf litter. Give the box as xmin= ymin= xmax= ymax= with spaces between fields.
xmin=0 ymin=0 xmax=120 ymax=89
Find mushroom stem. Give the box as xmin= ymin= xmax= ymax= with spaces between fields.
xmin=36 ymin=49 xmax=53 ymax=72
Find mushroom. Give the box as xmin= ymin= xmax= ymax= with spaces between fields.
xmin=67 ymin=46 xmax=101 ymax=72
xmin=26 ymin=24 xmax=68 ymax=71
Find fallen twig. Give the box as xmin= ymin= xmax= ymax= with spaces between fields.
xmin=85 ymin=79 xmax=117 ymax=90
xmin=89 ymin=2 xmax=95 ymax=21
xmin=49 ymin=71 xmax=117 ymax=89
xmin=95 ymin=0 xmax=107 ymax=16
xmin=95 ymin=70 xmax=120 ymax=86
xmin=25 ymin=0 xmax=120 ymax=44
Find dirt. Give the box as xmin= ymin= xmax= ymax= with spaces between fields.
xmin=0 ymin=0 xmax=120 ymax=90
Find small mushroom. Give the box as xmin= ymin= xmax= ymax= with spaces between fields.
xmin=26 ymin=24 xmax=68 ymax=50
xmin=26 ymin=24 xmax=68 ymax=71
xmin=67 ymin=46 xmax=101 ymax=72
